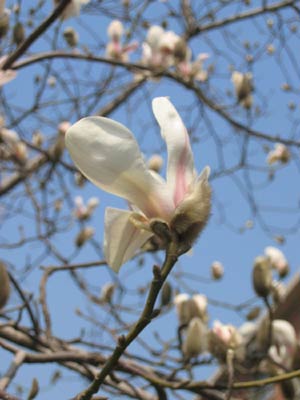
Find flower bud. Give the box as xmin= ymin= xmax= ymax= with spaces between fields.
xmin=100 ymin=282 xmax=115 ymax=303
xmin=252 ymin=256 xmax=272 ymax=298
xmin=170 ymin=167 xmax=211 ymax=248
xmin=267 ymin=143 xmax=290 ymax=165
xmin=264 ymin=246 xmax=289 ymax=278
xmin=147 ymin=154 xmax=163 ymax=173
xmin=107 ymin=20 xmax=123 ymax=41
xmin=0 ymin=10 xmax=10 ymax=38
xmin=0 ymin=261 xmax=10 ymax=308
xmin=209 ymin=321 xmax=242 ymax=361
xmin=74 ymin=172 xmax=86 ymax=187
xmin=173 ymin=39 xmax=188 ymax=63
xmin=32 ymin=131 xmax=44 ymax=147
xmin=75 ymin=226 xmax=94 ymax=247
xmin=13 ymin=22 xmax=25 ymax=45
xmin=174 ymin=293 xmax=190 ymax=325
xmin=47 ymin=76 xmax=56 ymax=87
xmin=246 ymin=306 xmax=261 ymax=321
xmin=160 ymin=281 xmax=172 ymax=307
xmin=231 ymin=71 xmax=253 ymax=108
xmin=63 ymin=27 xmax=79 ymax=47
xmin=87 ymin=197 xmax=99 ymax=213
xmin=210 ymin=261 xmax=224 ymax=280
xmin=183 ymin=318 xmax=207 ymax=358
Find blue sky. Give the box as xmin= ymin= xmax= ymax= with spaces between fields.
xmin=1 ymin=1 xmax=300 ymax=399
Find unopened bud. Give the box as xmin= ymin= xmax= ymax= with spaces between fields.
xmin=246 ymin=306 xmax=261 ymax=321
xmin=0 ymin=261 xmax=10 ymax=308
xmin=173 ymin=39 xmax=188 ymax=62
xmin=32 ymin=131 xmax=43 ymax=147
xmin=210 ymin=261 xmax=224 ymax=280
xmin=183 ymin=318 xmax=207 ymax=358
xmin=63 ymin=27 xmax=78 ymax=47
xmin=75 ymin=226 xmax=94 ymax=247
xmin=147 ymin=154 xmax=163 ymax=173
xmin=209 ymin=321 xmax=241 ymax=362
xmin=58 ymin=121 xmax=71 ymax=135
xmin=15 ymin=142 xmax=28 ymax=163
xmin=47 ymin=76 xmax=56 ymax=87
xmin=0 ymin=10 xmax=9 ymax=38
xmin=107 ymin=20 xmax=123 ymax=41
xmin=13 ymin=22 xmax=25 ymax=45
xmin=74 ymin=172 xmax=86 ymax=187
xmin=160 ymin=281 xmax=172 ymax=307
xmin=27 ymin=378 xmax=39 ymax=400
xmin=264 ymin=246 xmax=289 ymax=278
xmin=252 ymin=256 xmax=272 ymax=298
xmin=100 ymin=282 xmax=115 ymax=303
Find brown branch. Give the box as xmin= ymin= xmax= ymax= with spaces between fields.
xmin=2 ymin=0 xmax=72 ymax=70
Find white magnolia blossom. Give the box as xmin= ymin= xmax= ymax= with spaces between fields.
xmin=142 ymin=26 xmax=180 ymax=68
xmin=73 ymin=196 xmax=99 ymax=220
xmin=54 ymin=0 xmax=90 ymax=20
xmin=66 ymin=97 xmax=211 ymax=272
xmin=177 ymin=52 xmax=209 ymax=82
xmin=264 ymin=246 xmax=289 ymax=277
xmin=183 ymin=317 xmax=208 ymax=358
xmin=0 ymin=127 xmax=27 ymax=163
xmin=174 ymin=293 xmax=208 ymax=325
xmin=231 ymin=71 xmax=253 ymax=108
xmin=106 ymin=20 xmax=138 ymax=61
xmin=267 ymin=143 xmax=290 ymax=165
xmin=268 ymin=319 xmax=297 ymax=369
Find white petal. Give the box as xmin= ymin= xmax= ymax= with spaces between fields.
xmin=152 ymin=97 xmax=195 ymax=206
xmin=104 ymin=208 xmax=152 ymax=273
xmin=65 ymin=116 xmax=174 ymax=219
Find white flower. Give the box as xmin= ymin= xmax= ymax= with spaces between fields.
xmin=183 ymin=317 xmax=208 ymax=357
xmin=265 ymin=246 xmax=289 ymax=277
xmin=174 ymin=293 xmax=208 ymax=325
xmin=66 ymin=97 xmax=211 ymax=272
xmin=106 ymin=20 xmax=138 ymax=61
xmin=267 ymin=143 xmax=290 ymax=165
xmin=231 ymin=71 xmax=253 ymax=108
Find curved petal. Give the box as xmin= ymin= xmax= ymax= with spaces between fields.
xmin=104 ymin=208 xmax=153 ymax=273
xmin=152 ymin=97 xmax=195 ymax=206
xmin=65 ymin=116 xmax=174 ymax=219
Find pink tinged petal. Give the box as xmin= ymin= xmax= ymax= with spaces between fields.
xmin=104 ymin=208 xmax=153 ymax=273
xmin=65 ymin=117 xmax=174 ymax=219
xmin=152 ymin=97 xmax=195 ymax=206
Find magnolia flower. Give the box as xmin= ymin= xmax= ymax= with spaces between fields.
xmin=66 ymin=97 xmax=211 ymax=272
xmin=183 ymin=317 xmax=208 ymax=358
xmin=73 ymin=196 xmax=99 ymax=220
xmin=174 ymin=293 xmax=208 ymax=325
xmin=176 ymin=52 xmax=209 ymax=82
xmin=0 ymin=128 xmax=27 ymax=163
xmin=231 ymin=71 xmax=253 ymax=109
xmin=209 ymin=320 xmax=242 ymax=361
xmin=265 ymin=246 xmax=289 ymax=277
xmin=142 ymin=26 xmax=180 ymax=68
xmin=267 ymin=143 xmax=290 ymax=165
xmin=210 ymin=261 xmax=224 ymax=280
xmin=106 ymin=20 xmax=138 ymax=61
xmin=54 ymin=0 xmax=90 ymax=20
xmin=0 ymin=56 xmax=17 ymax=86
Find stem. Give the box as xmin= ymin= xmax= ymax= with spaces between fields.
xmin=74 ymin=241 xmax=179 ymax=400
